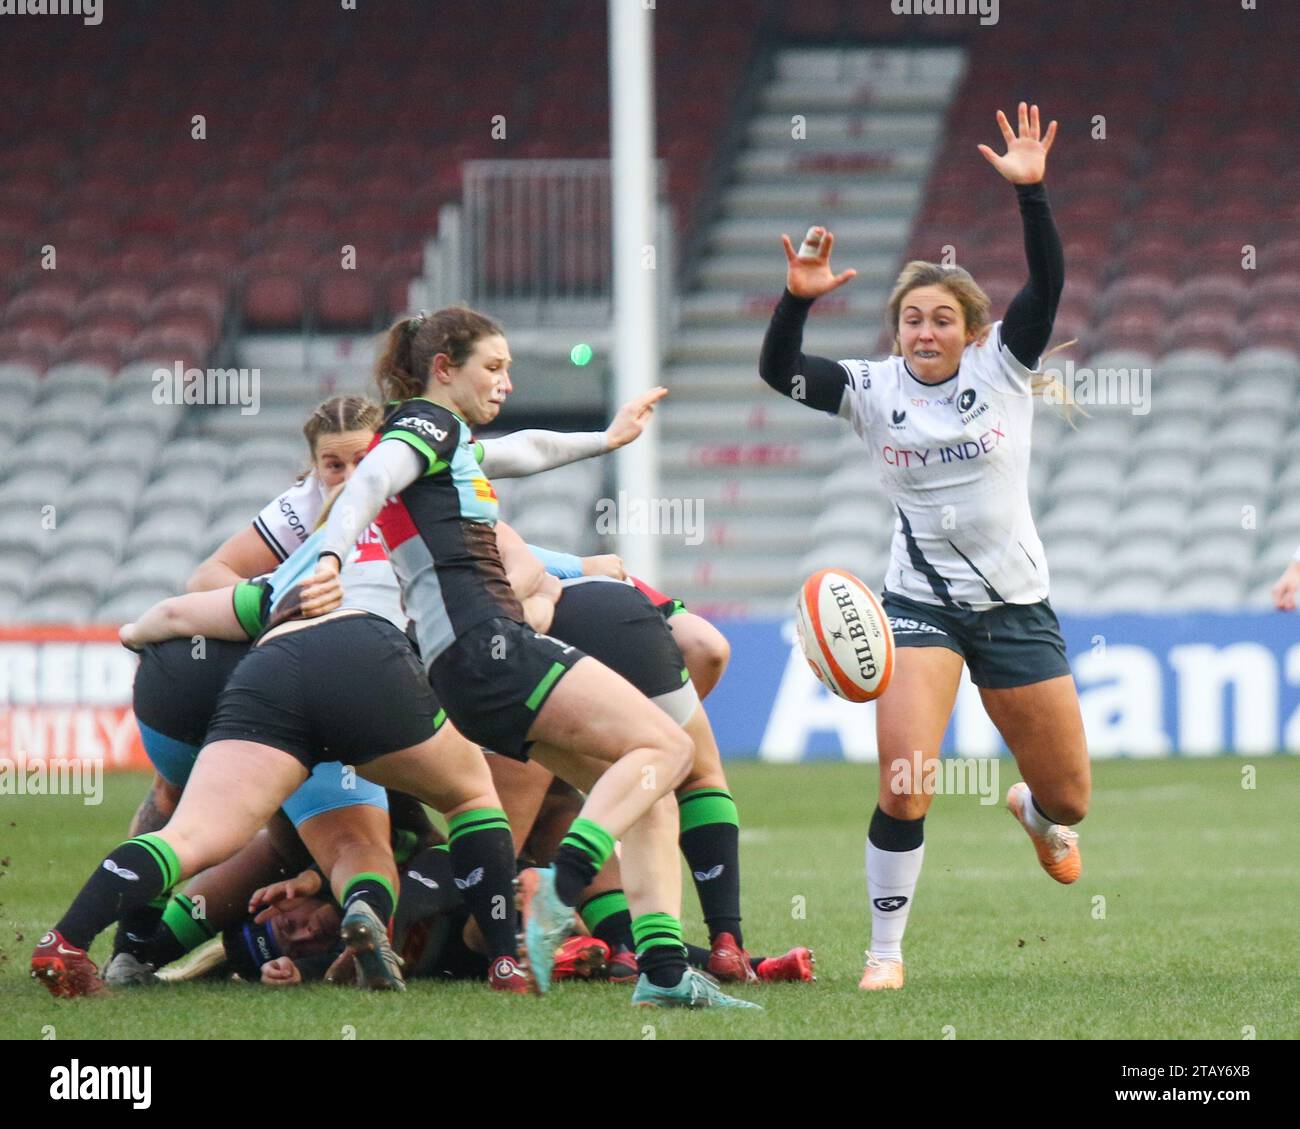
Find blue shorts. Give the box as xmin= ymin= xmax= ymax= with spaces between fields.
xmin=279 ymin=763 xmax=389 ymax=828
xmin=138 ymin=722 xmax=201 ymax=789
xmin=138 ymin=722 xmax=387 ymax=828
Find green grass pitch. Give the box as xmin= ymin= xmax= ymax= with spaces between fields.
xmin=1 ymin=758 xmax=1297 ymax=1040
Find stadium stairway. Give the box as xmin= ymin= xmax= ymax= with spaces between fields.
xmin=657 ymin=47 xmax=966 ymax=617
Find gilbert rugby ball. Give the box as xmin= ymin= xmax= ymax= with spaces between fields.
xmin=795 ymin=568 xmax=895 ymax=702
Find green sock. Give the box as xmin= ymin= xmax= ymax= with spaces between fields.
xmin=678 ymin=787 xmax=744 ymax=945
xmin=632 ymin=911 xmax=688 ymax=988
xmin=447 ymin=806 xmax=518 ymax=960
xmin=554 ymin=817 xmax=616 ymax=905
xmin=579 ymin=889 xmax=634 ymax=949
xmin=342 ymin=872 xmax=397 ymax=924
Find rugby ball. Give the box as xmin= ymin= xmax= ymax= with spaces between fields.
xmin=795 ymin=568 xmax=894 ymax=702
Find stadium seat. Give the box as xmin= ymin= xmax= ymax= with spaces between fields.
xmin=31 ymin=549 xmax=118 ymax=599
xmin=155 ymin=438 xmax=229 ymax=478
xmin=95 ymin=587 xmax=174 ymax=625
xmin=138 ymin=468 xmax=224 ymax=515
xmin=14 ymin=591 xmax=98 ymax=625
xmin=109 ymin=549 xmax=195 ymax=596
xmin=125 ymin=509 xmax=209 ymax=557
xmin=1096 ymin=573 xmax=1172 ymax=611
xmin=62 ymin=469 xmax=143 ymax=521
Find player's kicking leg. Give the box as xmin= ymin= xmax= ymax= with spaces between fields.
xmin=981 ymin=674 xmax=1089 ymax=885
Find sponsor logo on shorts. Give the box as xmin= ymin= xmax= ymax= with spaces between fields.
xmin=888 ymin=616 xmax=947 ymax=637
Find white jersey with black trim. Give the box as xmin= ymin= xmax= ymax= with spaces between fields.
xmin=254 ymin=473 xmax=407 ymax=629
xmin=835 ymin=320 xmax=1048 ymax=610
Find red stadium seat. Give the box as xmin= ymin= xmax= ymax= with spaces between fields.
xmin=1242 ymin=311 xmax=1300 ymax=352
xmin=1161 ymin=312 xmax=1241 ymax=356
xmin=1168 ymin=275 xmax=1250 ymax=317
xmin=316 ymin=272 xmax=380 ymax=330
xmin=72 ymin=283 xmax=151 ymax=323
xmin=52 ymin=327 xmax=131 ymax=370
xmin=242 ymin=274 xmax=307 ymax=330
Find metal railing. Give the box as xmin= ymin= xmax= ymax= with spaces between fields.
xmin=419 ymin=160 xmax=676 ymax=329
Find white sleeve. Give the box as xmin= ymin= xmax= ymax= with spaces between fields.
xmin=974 ymin=321 xmax=1038 ymax=395
xmin=478 ymin=430 xmax=608 ymax=479
xmin=252 ymin=476 xmax=322 ymax=561
xmin=835 ymin=359 xmax=872 ymax=439
xmin=319 ymin=440 xmax=423 ymax=562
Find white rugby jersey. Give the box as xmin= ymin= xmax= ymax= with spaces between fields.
xmin=835 ymin=321 xmax=1048 ymax=610
xmin=254 ymin=472 xmax=407 ymax=630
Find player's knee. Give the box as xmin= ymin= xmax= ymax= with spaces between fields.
xmin=684 ymin=628 xmax=730 ymax=695
xmin=877 ymin=788 xmax=931 ymax=822
xmin=656 ymin=725 xmax=695 ymax=789
xmin=1052 ymin=795 xmax=1088 ymax=826
xmin=153 ymin=775 xmax=183 ymax=811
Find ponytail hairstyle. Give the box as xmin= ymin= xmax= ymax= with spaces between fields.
xmin=374 ymin=306 xmax=504 ymax=405
xmin=886 ymin=260 xmax=1081 ymax=423
xmin=298 ymin=395 xmax=384 ymax=482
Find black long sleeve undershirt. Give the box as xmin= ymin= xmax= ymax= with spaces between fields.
xmin=1002 ymin=179 xmax=1064 ymax=367
xmin=758 ymin=290 xmax=849 ymax=412
xmin=758 ymin=180 xmax=1064 ymax=407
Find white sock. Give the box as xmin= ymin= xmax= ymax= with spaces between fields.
xmin=865 ymin=838 xmax=924 ymax=962
xmin=1018 ymin=785 xmax=1054 ymax=835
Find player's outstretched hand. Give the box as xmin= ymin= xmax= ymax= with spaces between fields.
xmin=782 ymin=226 xmax=857 ymax=300
xmin=250 ymin=868 xmax=323 ymax=920
xmin=605 ymin=386 xmax=668 ymax=450
xmin=299 ymin=554 xmax=343 ymax=617
xmin=1272 ymin=561 xmax=1300 ymax=611
xmin=977 ymin=102 xmax=1057 ymax=185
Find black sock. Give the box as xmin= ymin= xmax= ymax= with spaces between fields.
xmin=633 ymin=913 xmax=688 ymax=988
xmin=128 ymin=892 xmax=215 ymax=967
xmin=341 ymin=873 xmax=396 ymax=924
xmin=868 ymin=805 xmax=925 ymax=851
xmin=447 ymin=807 xmax=518 ymax=961
xmin=111 ymin=896 xmax=168 ymax=958
xmin=56 ymin=835 xmax=181 ymax=952
xmin=553 ymin=818 xmax=616 ymax=906
xmin=578 ymin=889 xmax=634 ymax=949
xmin=678 ymin=788 xmax=743 ymax=946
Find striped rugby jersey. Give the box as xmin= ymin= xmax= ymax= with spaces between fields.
xmin=253 ymin=471 xmax=406 ymax=629
xmin=370 ymin=398 xmax=524 ymax=665
xmin=835 ymin=321 xmax=1048 ymax=609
